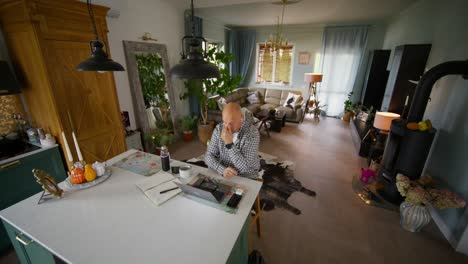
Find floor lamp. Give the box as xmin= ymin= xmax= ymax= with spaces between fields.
xmin=303 ymin=73 xmax=323 ymax=121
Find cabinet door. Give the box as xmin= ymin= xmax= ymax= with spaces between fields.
xmin=2 ymin=220 xmax=55 ymax=264
xmin=0 ymin=147 xmax=66 ymax=252
xmin=44 ymin=40 xmax=126 ymax=162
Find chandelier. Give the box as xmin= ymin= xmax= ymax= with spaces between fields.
xmin=265 ymin=0 xmax=300 ymax=53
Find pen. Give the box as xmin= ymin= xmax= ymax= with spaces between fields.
xmin=160 ymin=187 xmax=179 ymax=194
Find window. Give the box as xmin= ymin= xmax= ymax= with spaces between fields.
xmin=256 ymin=44 xmax=294 ymax=85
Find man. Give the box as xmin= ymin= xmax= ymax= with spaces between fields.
xmin=205 ymin=102 xmax=260 ymax=179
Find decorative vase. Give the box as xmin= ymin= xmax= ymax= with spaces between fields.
xmin=182 ymin=131 xmax=193 ymax=142
xmin=197 ymin=121 xmax=214 ymax=144
xmin=399 ymin=201 xmax=431 ymax=232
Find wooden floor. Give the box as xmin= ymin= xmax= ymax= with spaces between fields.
xmin=1 ymin=116 xmax=467 ymax=264
xmin=171 ymin=116 xmax=468 ymax=264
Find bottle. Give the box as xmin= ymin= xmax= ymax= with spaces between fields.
xmin=160 ymin=146 xmax=170 ymax=172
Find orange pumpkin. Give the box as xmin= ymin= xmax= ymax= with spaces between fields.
xmin=71 ymin=167 xmax=85 ymax=184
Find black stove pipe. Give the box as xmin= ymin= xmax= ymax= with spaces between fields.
xmin=407 ymin=60 xmax=468 ymax=122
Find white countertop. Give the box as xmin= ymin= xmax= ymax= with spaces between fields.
xmin=0 ymin=149 xmax=262 ymax=264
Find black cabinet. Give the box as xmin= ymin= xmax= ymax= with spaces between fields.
xmin=381 ymin=44 xmax=431 ymax=116
xmin=360 ymin=50 xmax=390 ymax=110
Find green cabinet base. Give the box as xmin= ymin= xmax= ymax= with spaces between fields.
xmin=2 ymin=220 xmax=55 ymax=264
xmin=0 ymin=146 xmax=67 ymax=253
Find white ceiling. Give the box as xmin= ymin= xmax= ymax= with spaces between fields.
xmin=179 ymin=0 xmax=418 ymax=27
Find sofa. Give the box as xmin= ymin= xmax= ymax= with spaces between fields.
xmin=208 ymin=87 xmax=305 ymax=123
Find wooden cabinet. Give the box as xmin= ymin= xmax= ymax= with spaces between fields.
xmin=0 ymin=0 xmax=126 ymax=167
xmin=0 ymin=146 xmax=67 ymax=253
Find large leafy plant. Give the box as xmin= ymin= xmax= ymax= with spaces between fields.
xmin=135 ymin=53 xmax=169 ymax=108
xmin=180 ymin=47 xmax=242 ymax=125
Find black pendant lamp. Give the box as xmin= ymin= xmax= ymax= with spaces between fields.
xmin=170 ymin=0 xmax=220 ymax=79
xmin=76 ymin=0 xmax=124 ymax=72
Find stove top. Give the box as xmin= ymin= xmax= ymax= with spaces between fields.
xmin=0 ymin=139 xmax=41 ymax=162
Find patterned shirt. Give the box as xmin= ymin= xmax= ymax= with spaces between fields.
xmin=204 ymin=111 xmax=260 ymax=179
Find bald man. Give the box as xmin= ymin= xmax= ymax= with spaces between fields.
xmin=205 ymin=103 xmax=260 ymax=179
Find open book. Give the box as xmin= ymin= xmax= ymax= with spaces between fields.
xmin=136 ymin=171 xmax=182 ymax=206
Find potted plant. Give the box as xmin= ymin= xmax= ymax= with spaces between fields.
xmin=145 ymin=127 xmax=173 ymax=155
xmin=343 ymin=92 xmax=356 ymax=122
xmin=181 ymin=47 xmax=241 ymax=143
xmin=179 ymin=115 xmax=198 ymax=142
xmin=396 ymin=174 xmax=466 ymax=232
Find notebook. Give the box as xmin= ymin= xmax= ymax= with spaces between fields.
xmin=136 ymin=171 xmax=181 ymax=205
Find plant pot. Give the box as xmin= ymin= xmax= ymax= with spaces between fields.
xmin=343 ymin=111 xmax=353 ymax=122
xmin=182 ymin=131 xmax=193 ymax=142
xmin=197 ymin=121 xmax=214 ymax=144
xmin=399 ymin=201 xmax=432 ymax=232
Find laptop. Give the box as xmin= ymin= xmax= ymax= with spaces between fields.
xmin=175 ymin=175 xmax=230 ymax=203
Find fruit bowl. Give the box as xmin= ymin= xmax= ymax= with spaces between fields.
xmin=64 ymin=167 xmax=112 ymax=190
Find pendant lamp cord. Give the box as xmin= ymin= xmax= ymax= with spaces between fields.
xmin=87 ymin=0 xmax=99 ymax=41
xmin=191 ymin=0 xmax=195 ymax=36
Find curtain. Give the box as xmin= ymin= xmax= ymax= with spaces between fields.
xmin=184 ymin=10 xmax=203 ymax=116
xmin=319 ymin=26 xmax=368 ymax=117
xmin=229 ymin=30 xmax=256 ymax=87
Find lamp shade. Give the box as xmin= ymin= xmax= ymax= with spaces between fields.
xmin=373 ymin=112 xmax=400 ymax=131
xmin=76 ymin=41 xmax=125 ymax=72
xmin=170 ymin=51 xmax=220 ymax=79
xmin=304 ymin=73 xmax=323 ymax=83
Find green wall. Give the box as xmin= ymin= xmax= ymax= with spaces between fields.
xmin=382 ymin=0 xmax=468 ymax=251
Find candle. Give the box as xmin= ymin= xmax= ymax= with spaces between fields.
xmin=72 ymin=132 xmax=84 ymax=162
xmin=61 ymin=132 xmax=73 ymax=163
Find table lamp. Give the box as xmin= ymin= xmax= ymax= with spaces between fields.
xmin=373 ymin=112 xmax=400 ymax=133
xmin=303 ymin=73 xmax=323 ymax=120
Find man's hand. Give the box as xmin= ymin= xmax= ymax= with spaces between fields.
xmin=221 ymin=124 xmax=233 ymax=144
xmin=223 ymin=167 xmax=238 ymax=179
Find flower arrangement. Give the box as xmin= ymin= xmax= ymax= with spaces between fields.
xmin=396 ymin=174 xmax=466 ymax=209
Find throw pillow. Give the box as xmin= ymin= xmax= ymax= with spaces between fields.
xmin=246 ymin=91 xmax=260 ymax=104
xmin=283 ymin=93 xmax=300 ymax=109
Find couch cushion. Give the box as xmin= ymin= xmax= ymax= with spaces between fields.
xmin=260 ymin=103 xmax=278 ymax=111
xmin=275 ymin=106 xmax=294 ymax=118
xmin=280 ymin=90 xmax=302 ymax=105
xmin=237 ymin=89 xmax=248 ymax=105
xmin=264 ymin=89 xmax=282 ymax=105
xmin=245 ymin=103 xmax=262 ymax=114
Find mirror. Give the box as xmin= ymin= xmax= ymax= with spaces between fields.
xmin=123 ymin=41 xmax=178 ymax=152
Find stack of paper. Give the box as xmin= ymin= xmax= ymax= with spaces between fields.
xmin=136 ymin=171 xmax=181 ymax=205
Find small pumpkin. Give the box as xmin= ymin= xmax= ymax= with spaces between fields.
xmin=71 ymin=167 xmax=85 ymax=184
xmin=84 ymin=164 xmax=97 ymax=182
xmin=406 ymin=122 xmax=419 ymax=131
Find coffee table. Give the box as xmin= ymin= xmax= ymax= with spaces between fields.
xmin=254 ymin=109 xmax=286 ymax=134
xmin=254 ymin=110 xmax=272 ymax=137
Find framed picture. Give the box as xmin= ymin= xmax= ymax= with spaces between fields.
xmin=298 ymin=52 xmax=310 ymax=65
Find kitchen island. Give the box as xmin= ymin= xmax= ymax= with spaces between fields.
xmin=0 ymin=149 xmax=262 ymax=264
